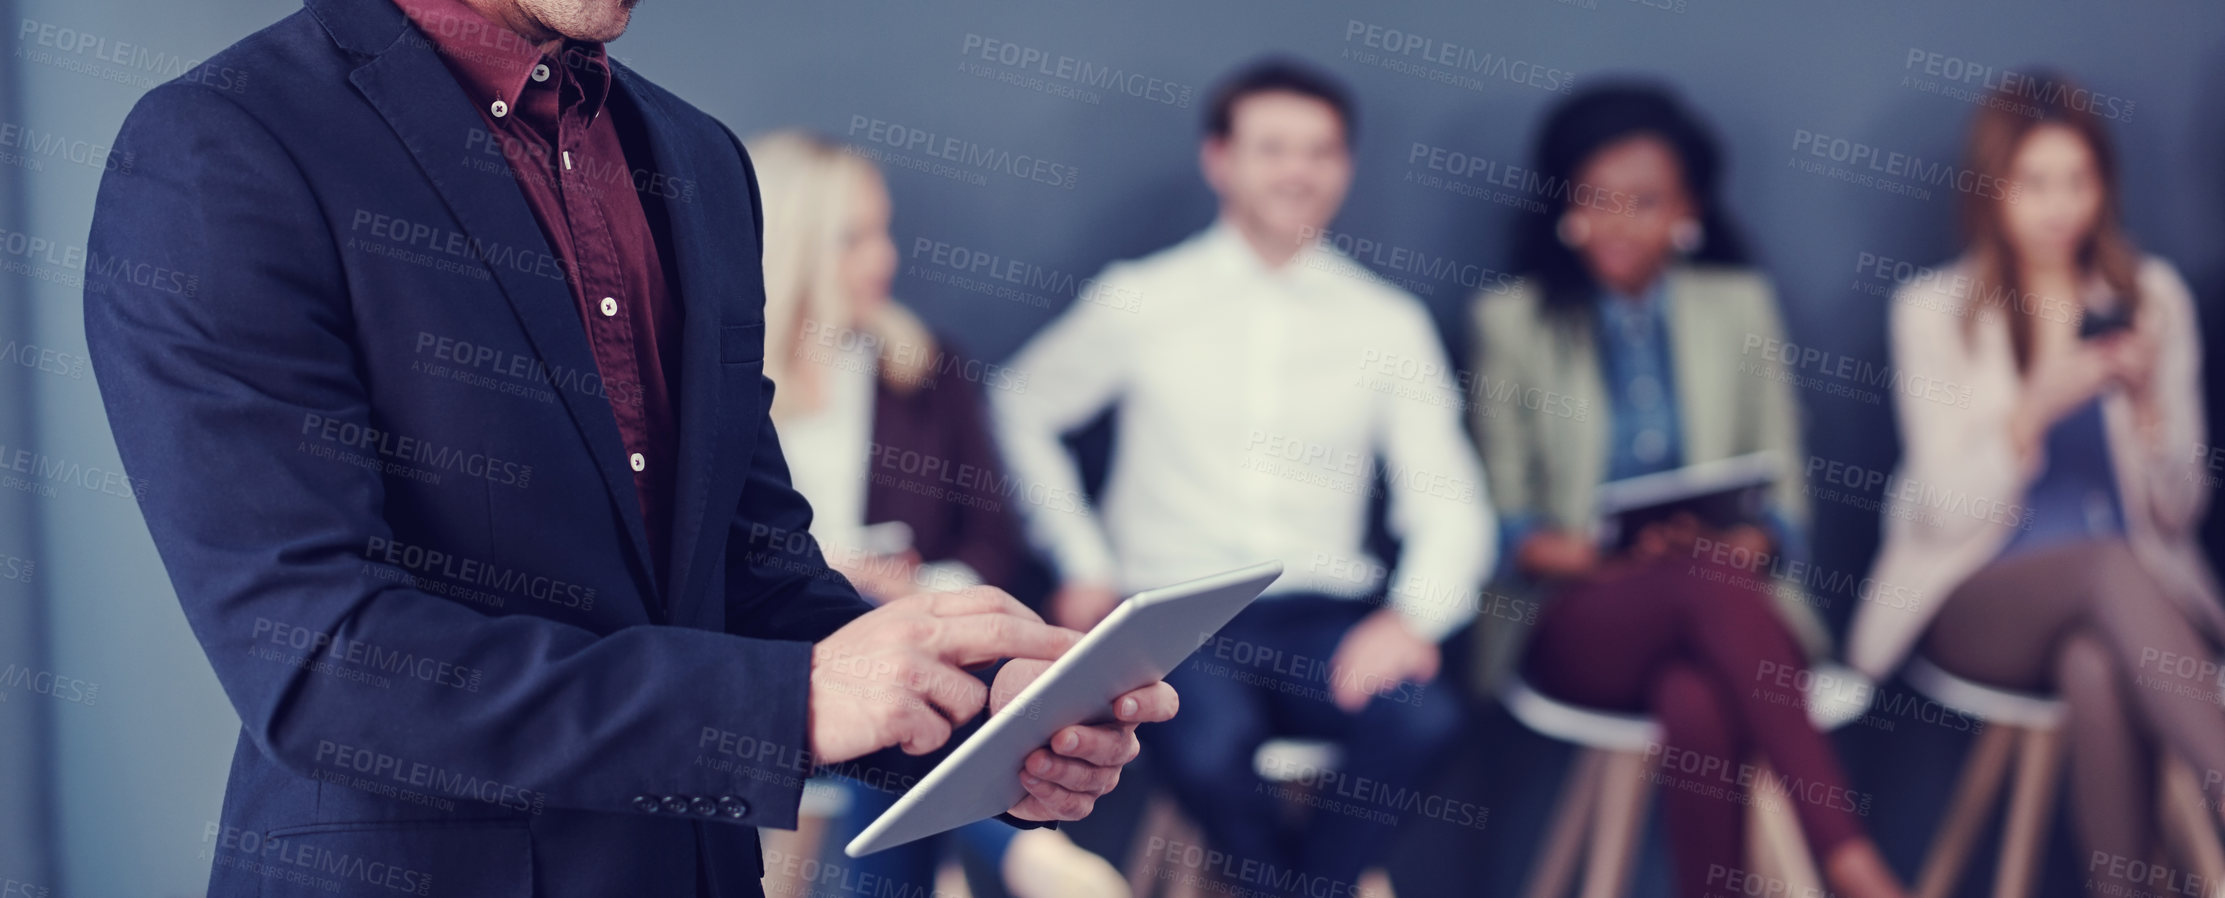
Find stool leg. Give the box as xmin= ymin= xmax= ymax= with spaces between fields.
xmin=1580 ymin=749 xmax=1655 ymax=898
xmin=1918 ymin=724 xmax=2020 ymax=898
xmin=1748 ymin=763 xmax=1824 ymax=897
xmin=1524 ymin=749 xmax=1606 ymax=898
xmin=1994 ymin=726 xmax=2065 ymax=898
xmin=2159 ymin=754 xmax=2225 ymax=898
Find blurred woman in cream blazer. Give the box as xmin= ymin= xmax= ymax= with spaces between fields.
xmin=1850 ymin=74 xmax=2225 ymax=871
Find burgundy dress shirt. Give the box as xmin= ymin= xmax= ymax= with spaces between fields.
xmin=395 ymin=0 xmax=683 ymax=586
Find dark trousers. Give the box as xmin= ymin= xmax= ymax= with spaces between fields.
xmin=1526 ymin=556 xmax=1866 ymax=898
xmin=1144 ymin=594 xmax=1467 ymax=898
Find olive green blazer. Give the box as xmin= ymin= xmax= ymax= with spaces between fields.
xmin=1466 ymin=265 xmax=1831 ymax=699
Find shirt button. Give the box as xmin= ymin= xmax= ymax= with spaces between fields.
xmin=632 ymin=794 xmax=659 ymax=813
xmin=718 ymin=796 xmax=748 ymax=819
xmin=659 ymin=795 xmax=687 ymax=815
xmin=490 ymin=99 xmax=509 ymax=118
xmin=532 ymin=63 xmax=551 ymax=82
xmin=599 ymin=296 xmax=618 ymax=317
xmin=629 ymin=452 xmax=645 ymax=472
xmin=689 ymin=796 xmax=717 ymax=817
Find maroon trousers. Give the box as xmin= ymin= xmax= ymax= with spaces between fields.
xmin=1524 ymin=555 xmax=1866 ymax=898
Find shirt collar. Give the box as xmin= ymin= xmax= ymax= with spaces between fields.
xmin=390 ymin=0 xmax=612 ymax=122
xmin=1201 ymin=217 xmax=1333 ymax=286
xmin=1596 ymin=276 xmax=1670 ymax=340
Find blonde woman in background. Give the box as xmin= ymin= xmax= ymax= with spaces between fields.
xmin=1851 ymin=75 xmax=2225 ymax=887
xmin=747 ymin=130 xmax=1127 ymax=898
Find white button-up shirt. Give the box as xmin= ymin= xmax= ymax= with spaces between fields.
xmin=995 ymin=221 xmax=1496 ymax=641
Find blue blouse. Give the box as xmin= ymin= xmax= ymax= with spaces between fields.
xmin=1595 ymin=281 xmax=1684 ymax=482
xmin=1493 ymin=281 xmax=1805 ymax=574
xmin=1996 ymin=397 xmax=2125 ymax=559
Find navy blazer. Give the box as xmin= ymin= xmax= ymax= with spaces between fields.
xmin=82 ymin=0 xmax=909 ymax=895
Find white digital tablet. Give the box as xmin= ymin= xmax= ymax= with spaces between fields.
xmin=844 ymin=560 xmax=1284 ymax=856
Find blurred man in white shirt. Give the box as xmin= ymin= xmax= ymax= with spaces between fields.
xmin=995 ymin=58 xmax=1496 ymax=897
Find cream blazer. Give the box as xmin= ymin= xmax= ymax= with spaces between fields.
xmin=1849 ymin=255 xmax=2225 ymax=679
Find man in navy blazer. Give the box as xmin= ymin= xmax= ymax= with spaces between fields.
xmin=82 ymin=0 xmax=1174 ymax=895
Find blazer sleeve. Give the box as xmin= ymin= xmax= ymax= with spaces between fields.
xmin=717 ymin=126 xmax=877 ymax=644
xmin=1471 ymin=287 xmax=1545 ymax=570
xmin=1883 ymin=280 xmax=2039 ymax=548
xmin=2129 ymin=258 xmax=2208 ymax=536
xmin=87 ymin=84 xmax=820 ymax=828
xmin=1738 ymin=278 xmax=1812 ymax=552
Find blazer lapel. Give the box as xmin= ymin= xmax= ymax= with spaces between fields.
xmin=1665 ymin=269 xmax=1726 ymax=464
xmin=345 ymin=32 xmax=663 ymax=607
xmin=610 ymin=65 xmax=741 ymax=626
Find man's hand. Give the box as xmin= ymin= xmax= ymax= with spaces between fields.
xmin=1049 ymin=581 xmax=1122 ymax=632
xmin=988 ymin=659 xmax=1178 ymax=822
xmin=1517 ymin=529 xmax=1601 ymax=581
xmin=807 ymin=586 xmax=1079 ymax=765
xmin=1327 ymin=609 xmax=1439 ymax=713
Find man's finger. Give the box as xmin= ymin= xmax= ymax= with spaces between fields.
xmin=917 ymin=585 xmax=1044 ymax=624
xmin=925 ymin=613 xmax=1080 ymax=667
xmin=1111 ymin=681 xmax=1178 ymax=723
xmin=890 ymin=701 xmax=955 ymax=756
xmin=1027 ymin=747 xmax=1121 ymax=795
xmin=903 ymin=656 xmax=991 ymax=728
xmin=1018 ymin=772 xmax=1094 ymax=820
xmin=1048 ymin=724 xmax=1140 ymax=767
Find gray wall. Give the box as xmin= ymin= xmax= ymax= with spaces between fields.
xmin=2 ymin=1 xmax=2219 ymax=896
